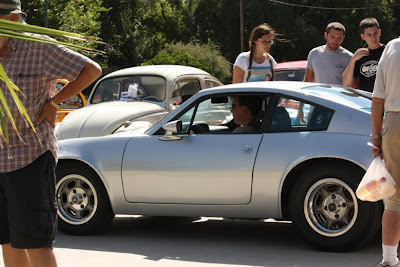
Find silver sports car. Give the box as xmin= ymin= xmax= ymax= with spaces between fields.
xmin=56 ymin=65 xmax=222 ymax=140
xmin=56 ymin=81 xmax=381 ymax=252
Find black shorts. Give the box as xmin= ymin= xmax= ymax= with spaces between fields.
xmin=0 ymin=151 xmax=57 ymax=249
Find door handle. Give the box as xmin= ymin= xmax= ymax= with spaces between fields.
xmin=242 ymin=145 xmax=253 ymax=154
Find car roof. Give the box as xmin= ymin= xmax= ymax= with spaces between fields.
xmin=194 ymin=81 xmax=370 ymax=103
xmin=275 ymin=60 xmax=307 ymax=70
xmin=103 ymin=65 xmax=210 ymax=79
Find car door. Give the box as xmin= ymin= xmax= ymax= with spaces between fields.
xmin=121 ymin=95 xmax=264 ymax=205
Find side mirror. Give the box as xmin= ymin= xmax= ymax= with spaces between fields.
xmin=159 ymin=120 xmax=183 ymax=141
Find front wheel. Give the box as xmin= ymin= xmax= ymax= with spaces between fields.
xmin=56 ymin=163 xmax=115 ymax=235
xmin=289 ymin=162 xmax=383 ymax=251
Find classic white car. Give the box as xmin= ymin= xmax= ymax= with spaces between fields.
xmin=56 ymin=81 xmax=380 ymax=252
xmin=56 ymin=65 xmax=222 ymax=140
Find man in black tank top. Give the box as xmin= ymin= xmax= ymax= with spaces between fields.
xmin=342 ymin=17 xmax=384 ymax=92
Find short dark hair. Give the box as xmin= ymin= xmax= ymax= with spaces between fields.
xmin=326 ymin=22 xmax=346 ymax=34
xmin=237 ymin=95 xmax=263 ymax=117
xmin=359 ymin=17 xmax=380 ymax=33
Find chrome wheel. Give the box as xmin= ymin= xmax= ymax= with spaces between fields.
xmin=304 ymin=178 xmax=358 ymax=237
xmin=56 ymin=174 xmax=98 ymax=225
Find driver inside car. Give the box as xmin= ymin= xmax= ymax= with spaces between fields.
xmin=231 ymin=95 xmax=262 ymax=133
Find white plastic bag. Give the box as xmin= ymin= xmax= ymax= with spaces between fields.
xmin=356 ymin=157 xmax=398 ymax=202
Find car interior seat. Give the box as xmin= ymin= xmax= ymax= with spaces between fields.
xmin=270 ymin=106 xmax=292 ymax=130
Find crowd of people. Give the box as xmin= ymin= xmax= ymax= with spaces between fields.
xmin=233 ymin=18 xmax=399 ymax=267
xmin=233 ymin=18 xmax=384 ymax=91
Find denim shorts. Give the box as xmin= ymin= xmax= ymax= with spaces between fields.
xmin=0 ymin=151 xmax=57 ymax=249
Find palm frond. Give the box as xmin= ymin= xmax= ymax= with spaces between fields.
xmin=0 ymin=64 xmax=38 ymax=145
xmin=0 ymin=19 xmax=104 ymax=43
xmin=0 ymin=108 xmax=8 ymax=148
xmin=0 ymin=29 xmax=105 ymax=54
xmin=0 ymin=19 xmax=105 ymax=150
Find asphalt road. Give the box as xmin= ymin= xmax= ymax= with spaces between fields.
xmin=0 ymin=216 xmax=384 ymax=267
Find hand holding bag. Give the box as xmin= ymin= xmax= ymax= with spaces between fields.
xmin=356 ymin=157 xmax=398 ymax=202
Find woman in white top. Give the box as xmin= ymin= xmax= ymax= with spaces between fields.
xmin=233 ymin=23 xmax=277 ymax=83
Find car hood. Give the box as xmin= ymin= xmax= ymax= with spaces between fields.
xmin=56 ymin=101 xmax=165 ymax=140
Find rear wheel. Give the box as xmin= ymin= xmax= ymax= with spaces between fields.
xmin=289 ymin=162 xmax=383 ymax=251
xmin=56 ymin=163 xmax=115 ymax=235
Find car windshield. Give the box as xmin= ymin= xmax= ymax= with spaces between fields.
xmin=304 ymin=85 xmax=372 ymax=112
xmin=275 ymin=69 xmax=305 ymax=81
xmin=90 ymin=75 xmax=166 ymax=104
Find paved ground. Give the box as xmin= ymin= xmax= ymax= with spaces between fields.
xmin=0 ymin=216 xmax=384 ymax=267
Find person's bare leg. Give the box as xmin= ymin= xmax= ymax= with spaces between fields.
xmin=2 ymin=243 xmax=30 ymax=267
xmin=382 ymin=210 xmax=400 ymax=245
xmin=26 ymin=247 xmax=57 ymax=267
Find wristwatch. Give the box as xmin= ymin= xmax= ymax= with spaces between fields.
xmin=49 ymin=99 xmax=60 ymax=109
xmin=370 ymin=134 xmax=382 ymax=140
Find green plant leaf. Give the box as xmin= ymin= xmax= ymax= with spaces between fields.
xmin=0 ymin=107 xmax=8 ymax=147
xmin=0 ymin=19 xmax=105 ymax=150
xmin=0 ymin=29 xmax=105 ymax=54
xmin=0 ymin=19 xmax=103 ymax=43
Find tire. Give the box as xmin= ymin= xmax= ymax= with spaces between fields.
xmin=56 ymin=163 xmax=115 ymax=235
xmin=289 ymin=162 xmax=383 ymax=252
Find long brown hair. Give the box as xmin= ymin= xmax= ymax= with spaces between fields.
xmin=246 ymin=23 xmax=275 ymax=82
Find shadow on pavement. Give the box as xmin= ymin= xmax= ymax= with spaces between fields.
xmin=54 ymin=216 xmax=382 ymax=267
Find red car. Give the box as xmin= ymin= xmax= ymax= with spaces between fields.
xmin=275 ymin=60 xmax=307 ymax=81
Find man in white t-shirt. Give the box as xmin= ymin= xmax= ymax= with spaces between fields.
xmin=304 ymin=22 xmax=353 ymax=85
xmin=371 ymin=37 xmax=400 ymax=267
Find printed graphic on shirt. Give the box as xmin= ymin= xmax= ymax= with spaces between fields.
xmin=360 ymin=60 xmax=379 ymax=78
xmin=249 ymin=66 xmax=272 ymax=82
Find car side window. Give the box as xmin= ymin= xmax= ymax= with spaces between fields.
xmin=269 ymin=97 xmax=333 ymax=131
xmin=91 ymin=78 xmax=120 ymax=104
xmin=205 ymin=79 xmax=223 ymax=88
xmin=193 ymin=98 xmax=232 ymax=128
xmin=172 ymin=79 xmax=201 ymax=105
xmin=172 ymin=97 xmax=233 ymax=135
xmin=56 ymin=80 xmax=85 ymax=109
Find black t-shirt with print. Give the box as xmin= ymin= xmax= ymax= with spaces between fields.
xmin=354 ymin=45 xmax=385 ymax=92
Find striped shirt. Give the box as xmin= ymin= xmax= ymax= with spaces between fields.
xmin=0 ymin=34 xmax=89 ymax=173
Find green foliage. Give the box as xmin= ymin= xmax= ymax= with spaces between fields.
xmin=23 ymin=0 xmax=107 ymax=56
xmin=22 ymin=0 xmax=400 ymax=76
xmin=58 ymin=0 xmax=108 ymax=38
xmin=143 ymin=42 xmax=232 ymax=83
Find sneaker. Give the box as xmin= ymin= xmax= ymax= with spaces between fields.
xmin=380 ymin=262 xmax=400 ymax=267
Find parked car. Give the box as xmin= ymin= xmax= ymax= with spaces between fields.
xmin=275 ymin=60 xmax=307 ymax=81
xmin=56 ymin=65 xmax=222 ymax=140
xmin=55 ymin=79 xmax=87 ymax=122
xmin=56 ymin=81 xmax=380 ymax=252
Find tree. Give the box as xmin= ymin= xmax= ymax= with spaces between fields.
xmin=143 ymin=42 xmax=232 ymax=83
xmin=23 ymin=0 xmax=400 ymax=73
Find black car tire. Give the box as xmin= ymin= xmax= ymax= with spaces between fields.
xmin=289 ymin=162 xmax=383 ymax=252
xmin=56 ymin=163 xmax=115 ymax=235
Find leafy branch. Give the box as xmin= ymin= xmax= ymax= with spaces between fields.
xmin=0 ymin=19 xmax=104 ymax=150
